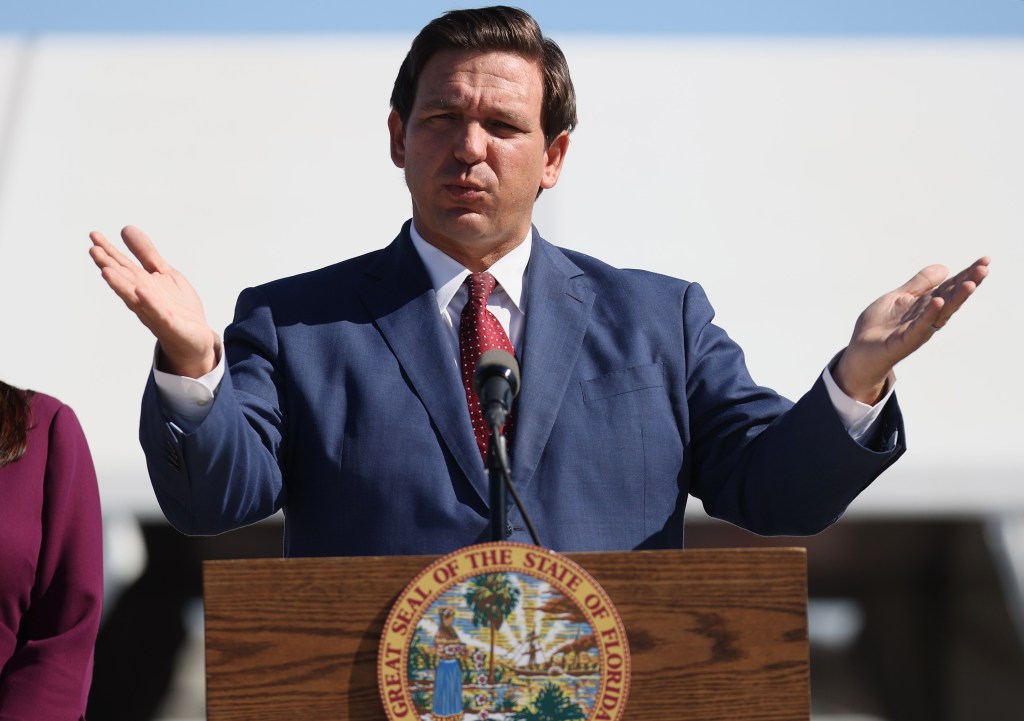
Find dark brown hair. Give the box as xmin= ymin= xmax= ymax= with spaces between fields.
xmin=0 ymin=381 xmax=33 ymax=467
xmin=436 ymin=606 xmax=460 ymax=639
xmin=390 ymin=6 xmax=578 ymax=143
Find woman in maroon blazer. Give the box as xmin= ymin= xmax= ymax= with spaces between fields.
xmin=0 ymin=382 xmax=102 ymax=720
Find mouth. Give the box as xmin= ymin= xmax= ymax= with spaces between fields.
xmin=443 ymin=182 xmax=488 ymax=201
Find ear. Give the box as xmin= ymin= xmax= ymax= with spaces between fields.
xmin=388 ymin=110 xmax=406 ymax=169
xmin=540 ymin=131 xmax=570 ymax=190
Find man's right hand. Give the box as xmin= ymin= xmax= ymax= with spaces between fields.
xmin=89 ymin=225 xmax=219 ymax=379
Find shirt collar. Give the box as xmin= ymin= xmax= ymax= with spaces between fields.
xmin=409 ymin=221 xmax=531 ymax=314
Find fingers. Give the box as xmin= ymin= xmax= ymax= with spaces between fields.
xmin=93 ymin=255 xmax=144 ymax=309
xmin=924 ymin=257 xmax=990 ymax=330
xmin=922 ymin=296 xmax=946 ymax=332
xmin=903 ymin=258 xmax=990 ymax=305
xmin=897 ymin=257 xmax=988 ymax=301
xmin=88 ymin=229 xmax=110 ymax=250
xmin=89 ymin=229 xmax=137 ymax=273
xmin=961 ymin=256 xmax=990 ymax=288
xmin=930 ymin=279 xmax=977 ymax=329
xmin=88 ymin=227 xmax=158 ymax=311
xmin=89 ymin=225 xmax=170 ymax=274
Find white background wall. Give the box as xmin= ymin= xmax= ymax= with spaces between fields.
xmin=0 ymin=36 xmax=1020 ymax=517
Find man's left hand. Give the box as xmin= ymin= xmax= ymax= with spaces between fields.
xmin=833 ymin=256 xmax=990 ymax=405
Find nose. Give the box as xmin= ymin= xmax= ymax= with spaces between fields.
xmin=453 ymin=122 xmax=487 ymax=165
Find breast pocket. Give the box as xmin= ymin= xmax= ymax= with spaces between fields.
xmin=581 ymin=363 xmax=665 ymax=402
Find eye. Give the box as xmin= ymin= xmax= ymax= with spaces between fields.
xmin=490 ymin=120 xmax=522 ymax=136
xmin=424 ymin=112 xmax=457 ymax=125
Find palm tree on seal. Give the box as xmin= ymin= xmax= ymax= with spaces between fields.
xmin=464 ymin=573 xmax=520 ymax=685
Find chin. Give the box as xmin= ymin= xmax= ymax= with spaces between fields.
xmin=439 ymin=214 xmax=495 ymax=240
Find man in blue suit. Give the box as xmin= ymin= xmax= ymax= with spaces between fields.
xmin=89 ymin=7 xmax=988 ymax=557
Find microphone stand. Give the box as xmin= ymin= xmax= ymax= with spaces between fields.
xmin=486 ymin=423 xmax=542 ymax=547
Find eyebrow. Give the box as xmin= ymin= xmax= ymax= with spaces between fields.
xmin=418 ymin=98 xmax=533 ymax=127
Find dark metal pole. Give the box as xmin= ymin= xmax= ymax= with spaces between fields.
xmin=487 ymin=434 xmax=507 ymax=541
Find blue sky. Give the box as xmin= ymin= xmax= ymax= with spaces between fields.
xmin=1 ymin=0 xmax=1022 ymax=35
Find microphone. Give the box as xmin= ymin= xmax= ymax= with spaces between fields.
xmin=473 ymin=349 xmax=520 ymax=432
xmin=474 ymin=349 xmax=541 ymax=547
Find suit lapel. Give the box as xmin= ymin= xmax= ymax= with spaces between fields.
xmin=356 ymin=226 xmax=488 ymax=500
xmin=513 ymin=232 xmax=594 ymax=494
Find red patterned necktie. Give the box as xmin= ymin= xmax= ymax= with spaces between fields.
xmin=459 ymin=272 xmax=516 ymax=462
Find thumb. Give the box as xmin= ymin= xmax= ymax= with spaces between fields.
xmin=121 ymin=225 xmax=168 ymax=274
xmin=897 ymin=264 xmax=948 ymax=297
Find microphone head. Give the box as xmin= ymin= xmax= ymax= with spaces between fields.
xmin=474 ymin=349 xmax=521 ymax=399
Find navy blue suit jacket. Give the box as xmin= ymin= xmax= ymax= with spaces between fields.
xmin=140 ymin=224 xmax=905 ymax=556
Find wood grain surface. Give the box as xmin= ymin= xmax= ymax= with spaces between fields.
xmin=203 ymin=548 xmax=809 ymax=720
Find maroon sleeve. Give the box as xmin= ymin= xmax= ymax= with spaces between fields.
xmin=0 ymin=403 xmax=103 ymax=720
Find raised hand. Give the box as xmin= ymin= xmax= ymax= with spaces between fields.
xmin=89 ymin=225 xmax=219 ymax=378
xmin=833 ymin=257 xmax=990 ymax=404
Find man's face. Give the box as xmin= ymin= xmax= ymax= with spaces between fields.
xmin=389 ymin=49 xmax=569 ymax=269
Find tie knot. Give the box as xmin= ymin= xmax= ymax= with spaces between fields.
xmin=466 ymin=271 xmax=498 ymax=305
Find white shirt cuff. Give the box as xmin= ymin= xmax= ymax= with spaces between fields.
xmin=151 ymin=340 xmax=225 ymax=424
xmin=822 ymin=364 xmax=895 ymax=444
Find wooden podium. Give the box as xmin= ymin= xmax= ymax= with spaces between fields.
xmin=203 ymin=548 xmax=809 ymax=720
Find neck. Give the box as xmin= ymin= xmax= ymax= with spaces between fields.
xmin=412 ymin=223 xmax=530 ymax=272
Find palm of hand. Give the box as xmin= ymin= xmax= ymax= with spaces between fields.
xmin=836 ymin=258 xmax=989 ymax=403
